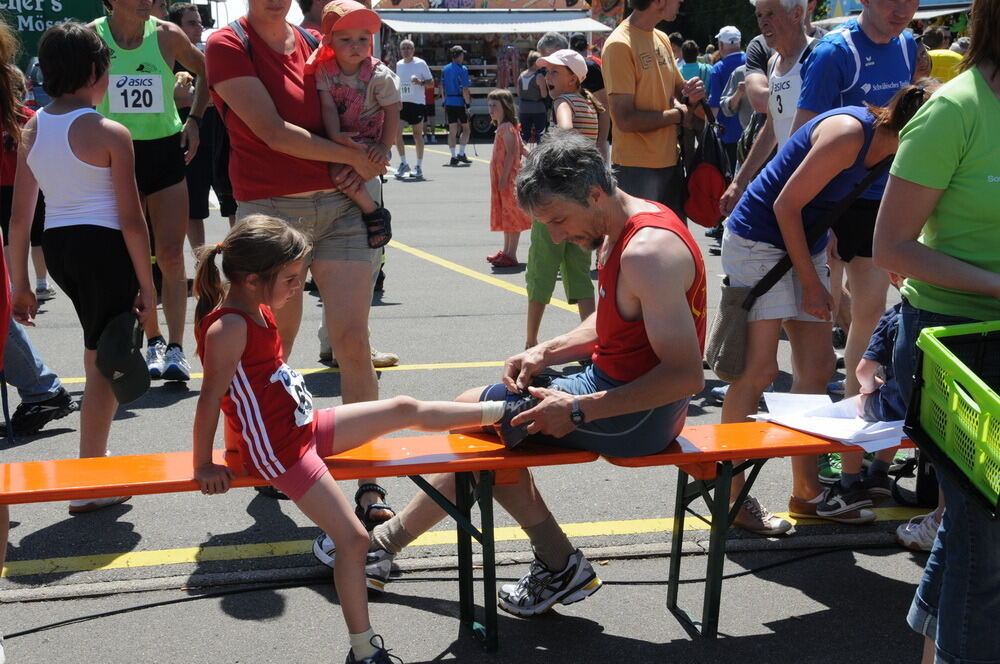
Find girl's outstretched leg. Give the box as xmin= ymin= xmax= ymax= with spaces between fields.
xmin=329 ymin=395 xmax=501 ymax=453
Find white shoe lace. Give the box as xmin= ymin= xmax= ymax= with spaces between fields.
xmin=908 ymin=513 xmax=942 ymax=543
xmin=165 ymin=346 xmax=190 ymax=370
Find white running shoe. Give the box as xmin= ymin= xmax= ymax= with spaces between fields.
xmin=412 ymin=165 xmax=423 ymax=179
xmin=498 ymin=549 xmax=602 ymax=617
xmin=69 ymin=496 xmax=131 ymax=514
xmin=394 ymin=163 xmax=410 ymax=179
xmin=145 ymin=339 xmax=167 ymax=379
xmin=365 ymin=548 xmax=395 ymax=593
xmin=313 ymin=533 xmax=336 ymax=568
xmin=896 ymin=512 xmax=942 ymax=552
xmin=162 ymin=346 xmax=191 ymax=382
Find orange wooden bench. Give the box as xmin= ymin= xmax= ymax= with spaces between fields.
xmin=0 ymin=431 xmax=599 ymax=652
xmin=605 ymin=421 xmax=916 ymax=639
xmin=0 ymin=421 xmax=915 ymax=649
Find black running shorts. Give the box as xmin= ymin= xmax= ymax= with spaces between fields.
xmin=133 ymin=132 xmax=186 ymax=197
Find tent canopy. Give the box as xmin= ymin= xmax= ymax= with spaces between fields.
xmin=377 ymin=9 xmax=612 ymax=34
xmin=814 ymin=3 xmax=969 ymax=26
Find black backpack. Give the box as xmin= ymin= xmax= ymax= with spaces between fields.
xmin=683 ymin=100 xmax=733 ymax=229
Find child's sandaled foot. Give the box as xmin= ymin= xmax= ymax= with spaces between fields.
xmin=355 ymin=483 xmax=396 ymax=531
xmin=362 ymin=208 xmax=392 ymax=249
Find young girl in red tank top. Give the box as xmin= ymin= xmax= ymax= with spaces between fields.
xmin=192 ymin=215 xmax=517 ymax=664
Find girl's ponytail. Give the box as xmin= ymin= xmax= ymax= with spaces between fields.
xmin=193 ymin=243 xmax=226 ymax=326
xmin=580 ymin=87 xmax=605 ymax=115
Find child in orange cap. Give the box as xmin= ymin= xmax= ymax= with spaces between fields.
xmin=306 ymin=0 xmax=399 ymax=249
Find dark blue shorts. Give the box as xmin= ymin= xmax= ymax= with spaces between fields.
xmin=479 ymin=364 xmax=688 ymax=457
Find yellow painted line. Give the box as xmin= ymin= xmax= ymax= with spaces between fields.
xmin=2 ymin=508 xmax=926 ymax=578
xmin=422 ymin=147 xmax=490 ymax=165
xmin=389 ymin=239 xmax=577 ymax=313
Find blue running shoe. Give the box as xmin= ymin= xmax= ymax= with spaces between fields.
xmin=494 ymin=393 xmax=539 ymax=449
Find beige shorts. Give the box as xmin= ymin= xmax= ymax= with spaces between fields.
xmin=721 ymin=229 xmax=830 ymax=323
xmin=237 ymin=178 xmax=382 ymax=266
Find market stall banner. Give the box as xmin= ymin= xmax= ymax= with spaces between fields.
xmin=5 ymin=0 xmax=105 ymax=67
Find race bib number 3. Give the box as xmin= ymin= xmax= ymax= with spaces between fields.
xmin=270 ymin=363 xmax=314 ymax=428
xmin=109 ymin=74 xmax=165 ymax=114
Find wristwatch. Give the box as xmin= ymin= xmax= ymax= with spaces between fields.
xmin=570 ymin=397 xmax=585 ymax=426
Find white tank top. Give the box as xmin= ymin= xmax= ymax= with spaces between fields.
xmin=26 ymin=108 xmax=120 ymax=231
xmin=768 ymin=41 xmax=813 ymax=149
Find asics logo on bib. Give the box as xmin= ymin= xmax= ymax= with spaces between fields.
xmin=772 ymin=80 xmax=792 ymax=92
xmin=116 ymin=77 xmax=155 ymax=88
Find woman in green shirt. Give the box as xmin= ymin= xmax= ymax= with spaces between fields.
xmin=874 ymin=0 xmax=1000 ymax=660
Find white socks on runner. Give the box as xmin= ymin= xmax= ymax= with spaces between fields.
xmin=450 ymin=146 xmax=456 ymax=157
xmin=481 ymin=400 xmax=506 ymax=426
xmin=349 ymin=628 xmax=378 ymax=660
xmin=459 ymin=144 xmax=467 ymax=156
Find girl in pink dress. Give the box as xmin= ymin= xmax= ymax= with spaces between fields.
xmin=486 ymin=89 xmax=530 ymax=268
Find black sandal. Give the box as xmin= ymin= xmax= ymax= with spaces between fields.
xmin=362 ymin=207 xmax=392 ymax=249
xmin=355 ymin=483 xmax=396 ymax=531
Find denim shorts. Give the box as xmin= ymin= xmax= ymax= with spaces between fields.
xmin=479 ymin=364 xmax=688 ymax=457
xmin=721 ymin=229 xmax=829 ymax=323
xmin=895 ymin=301 xmax=1000 ymax=663
xmin=237 ymin=179 xmax=382 ymax=265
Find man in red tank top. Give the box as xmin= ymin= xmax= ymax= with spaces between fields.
xmin=352 ymin=130 xmax=707 ymax=618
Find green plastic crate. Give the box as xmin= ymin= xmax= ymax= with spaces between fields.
xmin=914 ymin=321 xmax=1000 ymax=508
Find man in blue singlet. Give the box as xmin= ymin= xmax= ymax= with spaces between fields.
xmin=790 ymin=0 xmax=918 ymax=516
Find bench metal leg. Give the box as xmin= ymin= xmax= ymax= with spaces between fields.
xmin=666 ymin=468 xmax=688 ymax=614
xmin=407 ymin=471 xmax=499 ymax=652
xmin=701 ymin=460 xmax=733 ymax=639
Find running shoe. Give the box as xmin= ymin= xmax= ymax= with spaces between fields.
xmin=365 ymin=548 xmax=395 ymax=593
xmin=394 ymin=163 xmax=410 ymax=179
xmin=457 ymin=154 xmax=471 ymax=164
xmin=816 ymin=481 xmax=874 ymax=518
xmin=0 ymin=387 xmax=78 ymax=436
xmin=162 ymin=346 xmax=191 ymax=382
xmin=863 ymin=472 xmax=892 ymax=504
xmin=498 ymin=549 xmax=602 ymax=617
xmin=732 ymin=496 xmax=791 ymax=536
xmin=34 ymin=287 xmax=57 ymax=302
xmin=494 ymin=393 xmax=539 ymax=449
xmin=313 ymin=533 xmax=336 ymax=569
xmin=146 ymin=339 xmax=167 ymax=380
xmin=327 ymin=349 xmax=400 ymax=368
xmin=412 ymin=165 xmax=423 ymax=179
xmin=827 ymin=379 xmax=845 ymax=396
xmin=818 ymin=453 xmax=842 ymax=485
xmin=344 ymin=634 xmax=401 ymax=664
xmin=449 ymin=157 xmax=460 ymax=166
xmin=69 ymin=496 xmax=131 ymax=514
xmin=788 ymin=491 xmax=876 ymax=525
xmin=895 ymin=512 xmax=942 ymax=552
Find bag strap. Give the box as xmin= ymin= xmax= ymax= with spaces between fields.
xmin=740 ymin=153 xmax=893 ymax=310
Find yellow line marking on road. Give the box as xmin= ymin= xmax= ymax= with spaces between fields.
xmin=423 ymin=147 xmax=491 ymax=165
xmin=2 ymin=508 xmax=926 ymax=577
xmin=389 ymin=239 xmax=577 ymax=313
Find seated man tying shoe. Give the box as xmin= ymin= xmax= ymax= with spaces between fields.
xmin=314 ymin=129 xmax=707 ymax=616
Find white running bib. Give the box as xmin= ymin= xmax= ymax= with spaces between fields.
xmin=108 ymin=74 xmax=165 ymax=114
xmin=400 ymin=82 xmax=412 ymax=97
xmin=269 ymin=363 xmax=314 ymax=427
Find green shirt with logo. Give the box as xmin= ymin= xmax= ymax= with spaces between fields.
xmin=94 ymin=16 xmax=181 ymax=141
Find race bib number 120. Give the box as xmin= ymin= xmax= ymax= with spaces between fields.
xmin=109 ymin=74 xmax=165 ymax=114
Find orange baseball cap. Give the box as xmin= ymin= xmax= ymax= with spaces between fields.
xmin=320 ymin=0 xmax=381 ymax=35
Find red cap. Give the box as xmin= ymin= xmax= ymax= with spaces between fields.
xmin=320 ymin=0 xmax=381 ymax=35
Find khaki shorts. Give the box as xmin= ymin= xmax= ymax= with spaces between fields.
xmin=237 ymin=178 xmax=381 ymax=266
xmin=721 ymin=229 xmax=830 ymax=323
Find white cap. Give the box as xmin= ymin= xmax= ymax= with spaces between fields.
xmin=715 ymin=25 xmax=741 ymax=44
xmin=537 ymin=49 xmax=588 ymax=82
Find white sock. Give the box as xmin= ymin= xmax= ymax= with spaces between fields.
xmin=36 ymin=278 xmax=48 ymax=290
xmin=459 ymin=144 xmax=467 ymax=155
xmin=416 ymin=159 xmax=422 ymax=167
xmin=399 ymin=157 xmax=407 ymax=167
xmin=481 ymin=401 xmax=506 ymax=426
xmin=450 ymin=146 xmax=456 ymax=157
xmin=349 ymin=628 xmax=378 ymax=660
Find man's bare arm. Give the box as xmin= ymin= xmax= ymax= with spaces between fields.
xmin=744 ymin=71 xmax=770 ymax=114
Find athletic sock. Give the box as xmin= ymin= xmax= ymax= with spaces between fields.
xmin=522 ymin=513 xmax=575 ymax=572
xmin=481 ymin=400 xmax=505 ymax=426
xmin=166 ymin=342 xmax=183 ymax=352
xmin=415 ymin=158 xmax=422 ymax=167
xmin=371 ymin=517 xmax=415 ymax=555
xmin=840 ymin=472 xmax=863 ymax=489
xmin=349 ymin=628 xmax=378 ymax=660
xmin=450 ymin=146 xmax=456 ymax=157
xmin=459 ymin=144 xmax=467 ymax=156
xmin=399 ymin=157 xmax=407 ymax=167
xmin=36 ymin=278 xmax=48 ymax=291
xmin=148 ymin=335 xmax=165 ymax=348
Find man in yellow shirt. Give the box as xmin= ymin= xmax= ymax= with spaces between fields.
xmin=923 ymin=26 xmax=962 ymax=82
xmin=602 ymin=0 xmax=705 ymax=216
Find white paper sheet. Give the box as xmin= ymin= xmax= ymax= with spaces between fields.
xmin=755 ymin=394 xmax=905 ymax=447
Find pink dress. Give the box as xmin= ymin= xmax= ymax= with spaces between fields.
xmin=489 ymin=122 xmax=531 ymax=232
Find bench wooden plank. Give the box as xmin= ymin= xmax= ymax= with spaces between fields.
xmin=0 ymin=433 xmax=598 ymax=505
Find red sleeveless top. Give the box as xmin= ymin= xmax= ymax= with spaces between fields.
xmin=196 ymin=305 xmax=315 ymax=480
xmin=592 ymin=204 xmax=707 ymax=383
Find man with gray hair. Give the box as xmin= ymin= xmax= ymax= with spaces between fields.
xmin=347 ymin=130 xmax=708 ymax=618
xmin=393 ymin=39 xmax=434 ymax=179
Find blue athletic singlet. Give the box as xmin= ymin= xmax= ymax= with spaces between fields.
xmin=726 ymin=106 xmax=878 ymax=253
